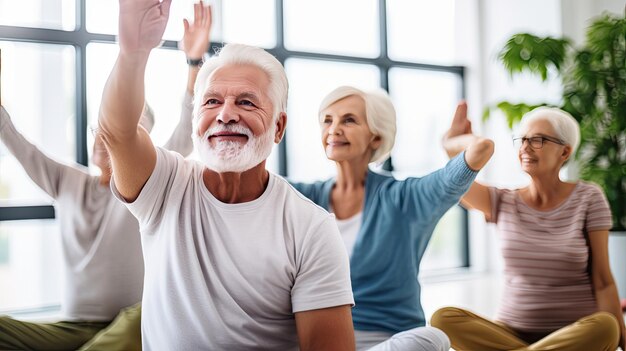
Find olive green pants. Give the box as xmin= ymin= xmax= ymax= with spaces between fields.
xmin=0 ymin=303 xmax=141 ymax=351
xmin=431 ymin=307 xmax=619 ymax=351
xmin=79 ymin=303 xmax=141 ymax=351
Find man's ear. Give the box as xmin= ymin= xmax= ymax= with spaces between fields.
xmin=274 ymin=112 xmax=287 ymax=143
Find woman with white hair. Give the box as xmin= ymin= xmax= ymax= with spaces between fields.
xmin=431 ymin=105 xmax=625 ymax=350
xmin=290 ymin=86 xmax=495 ymax=350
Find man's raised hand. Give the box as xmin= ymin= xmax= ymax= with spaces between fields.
xmin=119 ymin=0 xmax=172 ymax=55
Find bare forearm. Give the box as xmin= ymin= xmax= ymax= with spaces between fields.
xmin=595 ymin=285 xmax=626 ymax=342
xmin=98 ymin=51 xmax=157 ymax=202
xmin=99 ymin=52 xmax=150 ymax=141
xmin=186 ymin=65 xmax=201 ymax=94
xmin=464 ymin=137 xmax=494 ymax=171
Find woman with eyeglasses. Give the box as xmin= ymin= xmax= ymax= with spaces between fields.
xmin=431 ymin=104 xmax=625 ymax=351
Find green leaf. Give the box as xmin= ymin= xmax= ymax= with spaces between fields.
xmin=485 ymin=102 xmax=547 ymax=128
xmin=489 ymin=12 xmax=626 ymax=230
xmin=498 ymin=33 xmax=571 ymax=81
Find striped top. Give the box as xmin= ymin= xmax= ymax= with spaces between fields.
xmin=488 ymin=181 xmax=612 ymax=333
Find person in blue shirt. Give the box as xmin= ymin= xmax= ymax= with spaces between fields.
xmin=290 ymin=87 xmax=494 ymax=351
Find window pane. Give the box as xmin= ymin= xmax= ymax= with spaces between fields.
xmin=0 ymin=0 xmax=75 ymax=31
xmin=387 ymin=0 xmax=455 ymax=64
xmin=86 ymin=0 xmax=205 ymax=42
xmin=388 ymin=68 xmax=461 ymax=176
xmin=0 ymin=42 xmax=76 ymax=203
xmin=87 ymin=43 xmax=189 ymax=154
xmin=0 ymin=220 xmax=63 ymax=312
xmin=420 ymin=206 xmax=465 ymax=271
xmin=86 ymin=43 xmax=116 ymax=138
xmin=283 ymin=0 xmax=379 ymax=57
xmin=284 ymin=59 xmax=380 ymax=182
xmin=389 ymin=68 xmax=464 ymax=271
xmin=222 ymin=0 xmax=276 ymax=48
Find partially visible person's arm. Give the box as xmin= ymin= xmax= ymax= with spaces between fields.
xmin=163 ymin=2 xmax=211 ymax=156
xmin=98 ymin=0 xmax=171 ymax=201
xmin=0 ymin=106 xmax=79 ymax=198
xmin=589 ymin=229 xmax=626 ymax=350
xmin=441 ymin=101 xmax=494 ymax=218
xmin=442 ymin=101 xmax=494 ymax=171
xmin=295 ymin=305 xmax=355 ymax=351
xmin=181 ymin=1 xmax=211 ymax=96
xmin=162 ymin=92 xmax=194 ymax=156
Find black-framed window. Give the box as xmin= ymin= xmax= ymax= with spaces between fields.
xmin=0 ymin=0 xmax=468 ymax=312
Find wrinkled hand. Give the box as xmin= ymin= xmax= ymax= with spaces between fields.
xmin=180 ymin=1 xmax=212 ymax=60
xmin=118 ymin=0 xmax=172 ymax=54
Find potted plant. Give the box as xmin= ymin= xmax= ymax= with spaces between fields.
xmin=483 ymin=11 xmax=626 ymax=297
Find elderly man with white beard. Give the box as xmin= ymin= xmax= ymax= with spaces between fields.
xmin=97 ymin=1 xmax=355 ymax=350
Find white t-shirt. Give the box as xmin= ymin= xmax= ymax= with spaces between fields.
xmin=0 ymin=107 xmax=144 ymax=321
xmin=112 ymin=147 xmax=354 ymax=351
xmin=335 ymin=212 xmax=362 ymax=257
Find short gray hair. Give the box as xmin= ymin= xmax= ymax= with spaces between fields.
xmin=318 ymin=86 xmax=396 ymax=164
xmin=193 ymin=43 xmax=288 ymax=121
xmin=519 ymin=107 xmax=580 ymax=158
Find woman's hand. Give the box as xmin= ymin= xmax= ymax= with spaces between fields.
xmin=447 ymin=100 xmax=473 ymax=138
xmin=442 ymin=101 xmax=482 ymax=159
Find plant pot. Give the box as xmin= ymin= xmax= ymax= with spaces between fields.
xmin=609 ymin=231 xmax=626 ymax=298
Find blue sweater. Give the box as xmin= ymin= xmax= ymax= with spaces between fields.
xmin=290 ymin=152 xmax=477 ymax=333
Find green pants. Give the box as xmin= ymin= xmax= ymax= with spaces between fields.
xmin=80 ymin=303 xmax=141 ymax=351
xmin=0 ymin=318 xmax=108 ymax=351
xmin=0 ymin=303 xmax=142 ymax=351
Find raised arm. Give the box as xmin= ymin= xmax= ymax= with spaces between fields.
xmin=0 ymin=106 xmax=80 ymax=199
xmin=98 ymin=0 xmax=171 ymax=201
xmin=295 ymin=305 xmax=355 ymax=351
xmin=181 ymin=1 xmax=211 ymax=95
xmin=163 ymin=2 xmax=212 ymax=156
xmin=441 ymin=101 xmax=494 ymax=218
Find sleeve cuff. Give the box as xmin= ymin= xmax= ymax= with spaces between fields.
xmin=447 ymin=151 xmax=479 ymax=186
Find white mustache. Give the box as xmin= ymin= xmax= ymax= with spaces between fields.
xmin=200 ymin=124 xmax=253 ymax=140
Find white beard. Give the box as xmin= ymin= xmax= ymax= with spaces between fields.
xmin=193 ymin=122 xmax=275 ymax=173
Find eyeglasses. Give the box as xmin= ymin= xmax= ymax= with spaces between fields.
xmin=512 ymin=135 xmax=565 ymax=149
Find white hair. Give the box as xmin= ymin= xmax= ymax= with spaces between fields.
xmin=192 ymin=123 xmax=275 ymax=173
xmin=318 ymin=86 xmax=396 ymax=164
xmin=193 ymin=43 xmax=288 ymax=121
xmin=518 ymin=107 xmax=580 ymax=158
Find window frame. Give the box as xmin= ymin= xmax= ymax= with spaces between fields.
xmin=0 ymin=0 xmax=469 ymax=268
